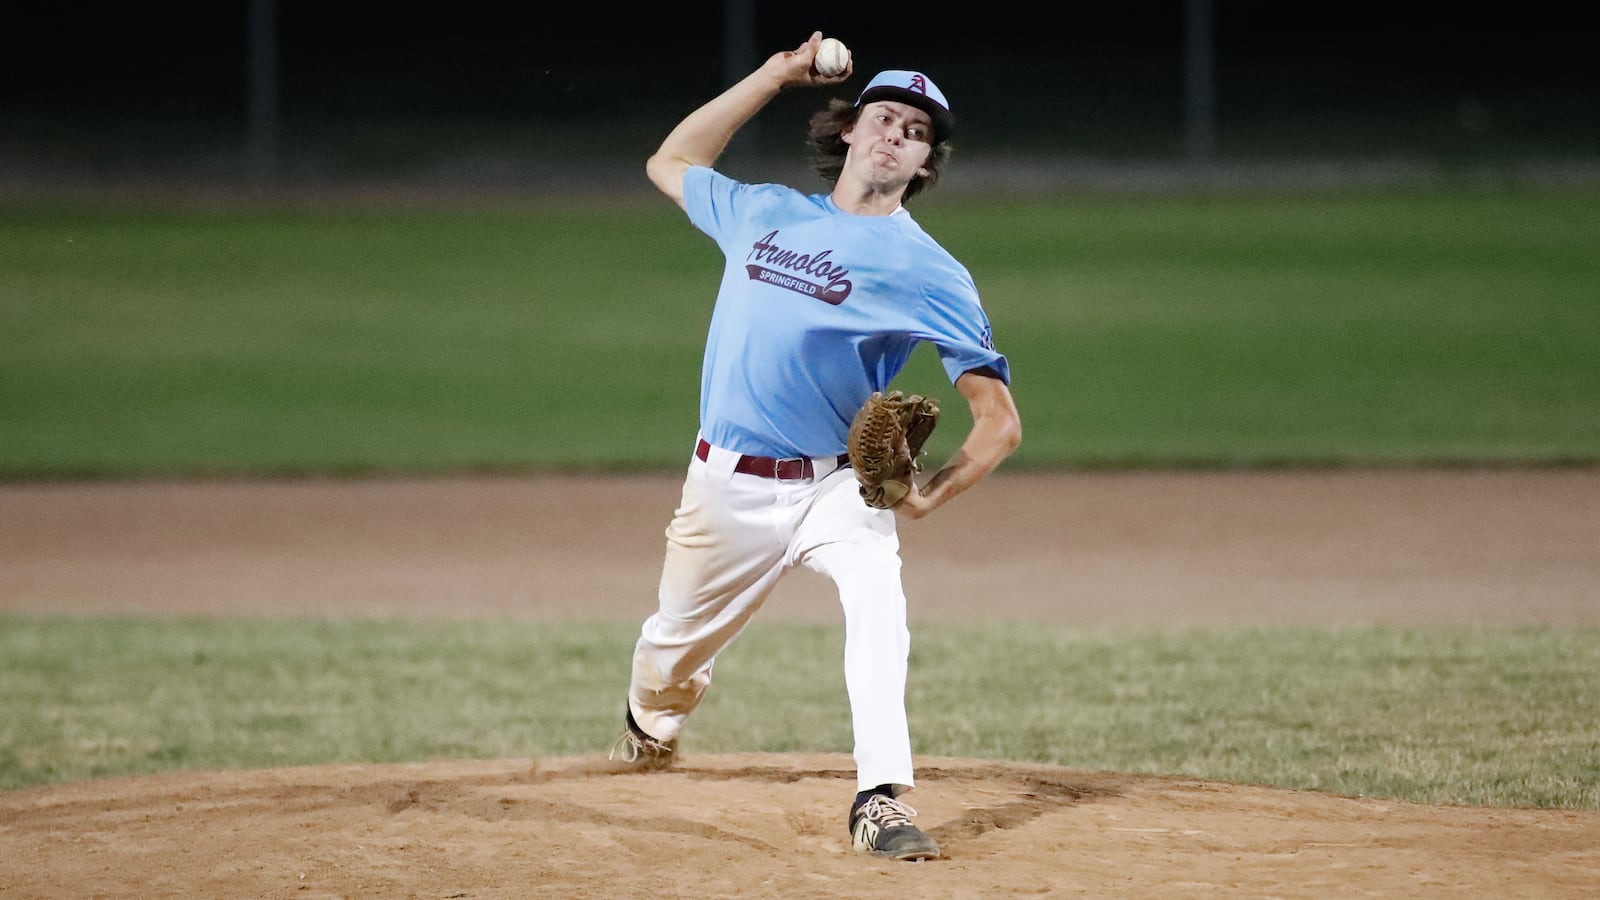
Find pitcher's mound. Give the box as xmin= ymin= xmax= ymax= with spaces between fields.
xmin=4 ymin=753 xmax=1596 ymax=898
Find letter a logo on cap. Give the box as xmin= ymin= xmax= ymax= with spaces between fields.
xmin=856 ymin=69 xmax=955 ymax=139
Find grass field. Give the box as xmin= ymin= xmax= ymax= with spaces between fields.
xmin=3 ymin=187 xmax=1597 ymax=809
xmin=4 ymin=616 xmax=1597 ymax=807
xmin=3 ymin=188 xmax=1597 ymax=477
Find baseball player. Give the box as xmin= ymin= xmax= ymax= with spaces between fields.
xmin=610 ymin=32 xmax=1022 ymax=862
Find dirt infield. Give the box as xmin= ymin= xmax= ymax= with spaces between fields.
xmin=3 ymin=470 xmax=1598 ymax=897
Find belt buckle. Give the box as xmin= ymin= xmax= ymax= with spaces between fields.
xmin=773 ymin=456 xmax=810 ymax=481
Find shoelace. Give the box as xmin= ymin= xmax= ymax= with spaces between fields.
xmin=609 ymin=729 xmax=672 ymax=763
xmin=856 ymin=794 xmax=918 ymax=828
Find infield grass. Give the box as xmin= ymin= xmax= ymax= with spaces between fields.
xmin=3 ymin=188 xmax=1598 ymax=478
xmin=4 ymin=615 xmax=1597 ymax=808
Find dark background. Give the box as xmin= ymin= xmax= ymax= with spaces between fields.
xmin=3 ymin=2 xmax=1596 ymax=192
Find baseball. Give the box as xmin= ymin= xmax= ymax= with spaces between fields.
xmin=814 ymin=37 xmax=850 ymax=77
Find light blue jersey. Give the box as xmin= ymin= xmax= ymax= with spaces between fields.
xmin=682 ymin=166 xmax=1010 ymax=459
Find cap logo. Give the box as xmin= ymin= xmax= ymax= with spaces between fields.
xmin=857 ymin=70 xmax=953 ymax=137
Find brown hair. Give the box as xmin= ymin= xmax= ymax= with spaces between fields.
xmin=806 ymin=99 xmax=952 ymax=204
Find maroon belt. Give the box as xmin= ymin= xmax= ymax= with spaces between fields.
xmin=695 ymin=438 xmax=849 ymax=480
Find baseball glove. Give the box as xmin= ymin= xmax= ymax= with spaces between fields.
xmin=847 ymin=390 xmax=941 ymax=509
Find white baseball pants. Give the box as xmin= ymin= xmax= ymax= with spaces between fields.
xmin=627 ymin=438 xmax=916 ymax=793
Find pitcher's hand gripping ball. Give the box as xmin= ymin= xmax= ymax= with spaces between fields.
xmin=848 ymin=390 xmax=940 ymax=509
xmin=812 ymin=37 xmax=851 ymax=77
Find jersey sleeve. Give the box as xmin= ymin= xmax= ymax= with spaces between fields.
xmin=681 ymin=166 xmax=741 ymax=247
xmin=681 ymin=166 xmax=793 ymax=253
xmin=916 ymin=261 xmax=1013 ymax=386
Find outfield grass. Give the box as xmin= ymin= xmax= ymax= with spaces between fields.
xmin=3 ymin=615 xmax=1596 ymax=808
xmin=3 ymin=188 xmax=1597 ymax=477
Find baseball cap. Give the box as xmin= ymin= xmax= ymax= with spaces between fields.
xmin=855 ymin=70 xmax=954 ymax=142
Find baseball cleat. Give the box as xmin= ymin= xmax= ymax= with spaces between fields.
xmin=850 ymin=793 xmax=941 ymax=861
xmin=608 ymin=708 xmax=676 ymax=771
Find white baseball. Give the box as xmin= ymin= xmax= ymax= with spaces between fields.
xmin=814 ymin=37 xmax=850 ymax=77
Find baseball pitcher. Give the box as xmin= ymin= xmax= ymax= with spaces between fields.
xmin=609 ymin=31 xmax=1022 ymax=862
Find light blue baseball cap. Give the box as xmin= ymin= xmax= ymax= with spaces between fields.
xmin=855 ymin=70 xmax=954 ymax=142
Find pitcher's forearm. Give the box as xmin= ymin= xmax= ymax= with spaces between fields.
xmin=896 ymin=373 xmax=1022 ymax=519
xmin=654 ymin=70 xmax=787 ymax=170
xmin=919 ymin=418 xmax=1021 ymax=507
xmin=647 ymin=36 xmax=829 ymax=205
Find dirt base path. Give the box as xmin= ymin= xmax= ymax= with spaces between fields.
xmin=3 ymin=470 xmax=1598 ymax=897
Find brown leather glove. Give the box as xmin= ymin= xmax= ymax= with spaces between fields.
xmin=847 ymin=390 xmax=941 ymax=509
